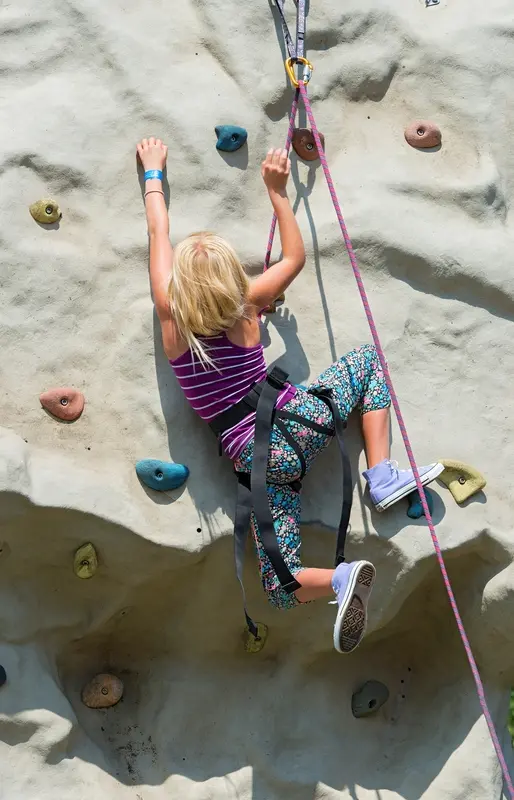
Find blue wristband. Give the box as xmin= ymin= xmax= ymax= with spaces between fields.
xmin=144 ymin=169 xmax=163 ymax=181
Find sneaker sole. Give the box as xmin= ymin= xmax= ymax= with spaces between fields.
xmin=333 ymin=561 xmax=376 ymax=654
xmin=374 ymin=462 xmax=444 ymax=512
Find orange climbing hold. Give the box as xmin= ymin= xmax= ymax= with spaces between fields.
xmin=40 ymin=387 xmax=84 ymax=421
xmin=404 ymin=120 xmax=442 ymax=149
xmin=292 ymin=128 xmax=325 ymax=161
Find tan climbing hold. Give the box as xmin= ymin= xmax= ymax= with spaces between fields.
xmin=40 ymin=387 xmax=84 ymax=421
xmin=29 ymin=198 xmax=62 ymax=224
xmin=81 ymin=673 xmax=124 ymax=709
xmin=243 ymin=622 xmax=268 ymax=653
xmin=73 ymin=543 xmax=98 ymax=579
xmin=404 ymin=120 xmax=442 ymax=149
xmin=264 ymin=292 xmax=285 ymax=314
xmin=438 ymin=459 xmax=486 ymax=504
xmin=292 ymin=128 xmax=325 ymax=161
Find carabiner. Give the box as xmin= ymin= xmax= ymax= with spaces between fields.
xmin=285 ymin=56 xmax=314 ymax=88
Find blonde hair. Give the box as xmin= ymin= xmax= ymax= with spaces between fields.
xmin=168 ymin=232 xmax=250 ymax=366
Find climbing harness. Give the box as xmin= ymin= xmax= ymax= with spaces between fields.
xmin=264 ymin=1 xmax=514 ymax=794
xmin=209 ymin=365 xmax=352 ymax=640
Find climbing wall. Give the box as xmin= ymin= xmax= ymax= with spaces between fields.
xmin=1 ymin=0 xmax=514 ymax=798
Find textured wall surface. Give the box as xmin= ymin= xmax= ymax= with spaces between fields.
xmin=1 ymin=0 xmax=514 ymax=797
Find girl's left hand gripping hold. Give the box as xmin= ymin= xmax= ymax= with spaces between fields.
xmin=137 ymin=137 xmax=168 ymax=173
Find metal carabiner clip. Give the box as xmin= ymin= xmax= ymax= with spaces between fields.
xmin=285 ymin=56 xmax=314 ymax=88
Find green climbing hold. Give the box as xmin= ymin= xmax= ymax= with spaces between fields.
xmin=438 ymin=459 xmax=486 ymax=504
xmin=74 ymin=542 xmax=98 ymax=579
xmin=351 ymin=680 xmax=390 ymax=718
xmin=407 ymin=487 xmax=434 ymax=519
xmin=29 ymin=198 xmax=62 ymax=224
xmin=136 ymin=459 xmax=189 ymax=491
xmin=243 ymin=622 xmax=268 ymax=653
xmin=215 ymin=125 xmax=248 ymax=152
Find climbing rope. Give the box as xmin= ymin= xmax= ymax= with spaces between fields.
xmin=265 ymin=2 xmax=514 ymax=795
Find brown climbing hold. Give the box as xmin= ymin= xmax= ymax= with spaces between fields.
xmin=40 ymin=387 xmax=84 ymax=421
xmin=292 ymin=128 xmax=325 ymax=161
xmin=404 ymin=120 xmax=442 ymax=149
xmin=264 ymin=292 xmax=285 ymax=314
xmin=81 ymin=674 xmax=124 ymax=709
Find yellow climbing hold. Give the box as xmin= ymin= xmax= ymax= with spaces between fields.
xmin=29 ymin=198 xmax=62 ymax=224
xmin=438 ymin=459 xmax=486 ymax=504
xmin=73 ymin=542 xmax=98 ymax=579
xmin=243 ymin=622 xmax=268 ymax=653
xmin=508 ymin=688 xmax=514 ymax=747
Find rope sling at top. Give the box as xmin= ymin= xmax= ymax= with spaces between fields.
xmin=267 ymin=1 xmax=514 ymax=796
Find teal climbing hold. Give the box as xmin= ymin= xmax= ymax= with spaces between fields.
xmin=215 ymin=125 xmax=248 ymax=152
xmin=407 ymin=486 xmax=434 ymax=519
xmin=136 ymin=459 xmax=189 ymax=491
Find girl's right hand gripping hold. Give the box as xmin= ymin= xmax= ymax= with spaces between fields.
xmin=248 ymin=149 xmax=305 ymax=313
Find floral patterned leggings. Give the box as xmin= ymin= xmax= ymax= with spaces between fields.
xmin=233 ymin=344 xmax=391 ymax=610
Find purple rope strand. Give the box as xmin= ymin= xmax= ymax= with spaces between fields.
xmin=263 ymin=88 xmax=300 ymax=272
xmin=298 ymin=80 xmax=513 ymax=798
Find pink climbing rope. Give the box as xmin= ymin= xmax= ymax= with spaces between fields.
xmin=290 ymin=79 xmax=513 ymax=797
xmin=263 ymin=88 xmax=300 ymax=272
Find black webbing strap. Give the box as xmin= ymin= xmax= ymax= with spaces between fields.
xmin=250 ymin=367 xmax=302 ymax=593
xmin=233 ymin=473 xmax=259 ymax=638
xmin=308 ymin=388 xmax=352 ymax=566
xmin=274 ymin=0 xmax=305 ymax=60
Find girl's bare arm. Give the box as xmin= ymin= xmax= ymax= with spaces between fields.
xmin=248 ymin=149 xmax=305 ymax=312
xmin=137 ymin=138 xmax=180 ymax=355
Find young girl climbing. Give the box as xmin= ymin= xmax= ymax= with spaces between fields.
xmin=137 ymin=136 xmax=444 ymax=654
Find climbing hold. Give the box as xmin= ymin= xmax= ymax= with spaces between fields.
xmin=40 ymin=387 xmax=84 ymax=422
xmin=292 ymin=128 xmax=325 ymax=161
xmin=81 ymin=673 xmax=124 ymax=709
xmin=29 ymin=198 xmax=62 ymax=224
xmin=438 ymin=459 xmax=486 ymax=504
xmin=404 ymin=121 xmax=442 ymax=149
xmin=74 ymin=542 xmax=98 ymax=579
xmin=243 ymin=622 xmax=268 ymax=653
xmin=135 ymin=459 xmax=189 ymax=491
xmin=215 ymin=125 xmax=248 ymax=153
xmin=263 ymin=292 xmax=285 ymax=314
xmin=352 ymin=680 xmax=390 ymax=718
xmin=406 ymin=486 xmax=434 ymax=519
xmin=508 ymin=688 xmax=514 ymax=747
xmin=0 ymin=665 xmax=6 ymax=688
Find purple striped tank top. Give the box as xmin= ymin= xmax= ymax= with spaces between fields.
xmin=169 ymin=333 xmax=296 ymax=460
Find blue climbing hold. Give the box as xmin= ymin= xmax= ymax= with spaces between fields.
xmin=135 ymin=459 xmax=189 ymax=492
xmin=407 ymin=486 xmax=434 ymax=519
xmin=215 ymin=125 xmax=248 ymax=152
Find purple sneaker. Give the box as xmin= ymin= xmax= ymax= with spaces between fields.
xmin=363 ymin=459 xmax=444 ymax=512
xmin=332 ymin=561 xmax=376 ymax=653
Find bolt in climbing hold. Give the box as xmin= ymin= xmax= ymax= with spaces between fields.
xmin=29 ymin=198 xmax=62 ymax=224
xmin=404 ymin=120 xmax=442 ymax=149
xmin=74 ymin=543 xmax=98 ymax=579
xmin=135 ymin=459 xmax=189 ymax=492
xmin=40 ymin=387 xmax=85 ymax=422
xmin=292 ymin=128 xmax=325 ymax=162
xmin=406 ymin=486 xmax=434 ymax=519
xmin=0 ymin=665 xmax=6 ymax=688
xmin=243 ymin=622 xmax=268 ymax=653
xmin=352 ymin=680 xmax=390 ymax=718
xmin=438 ymin=459 xmax=486 ymax=504
xmin=81 ymin=673 xmax=124 ymax=709
xmin=215 ymin=125 xmax=248 ymax=153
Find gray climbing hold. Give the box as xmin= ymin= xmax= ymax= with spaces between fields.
xmin=136 ymin=459 xmax=189 ymax=491
xmin=0 ymin=665 xmax=6 ymax=688
xmin=407 ymin=486 xmax=434 ymax=519
xmin=215 ymin=125 xmax=248 ymax=152
xmin=352 ymin=680 xmax=390 ymax=718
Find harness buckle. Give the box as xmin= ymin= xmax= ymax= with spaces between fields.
xmin=267 ymin=366 xmax=288 ymax=391
xmin=285 ymin=56 xmax=314 ymax=88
